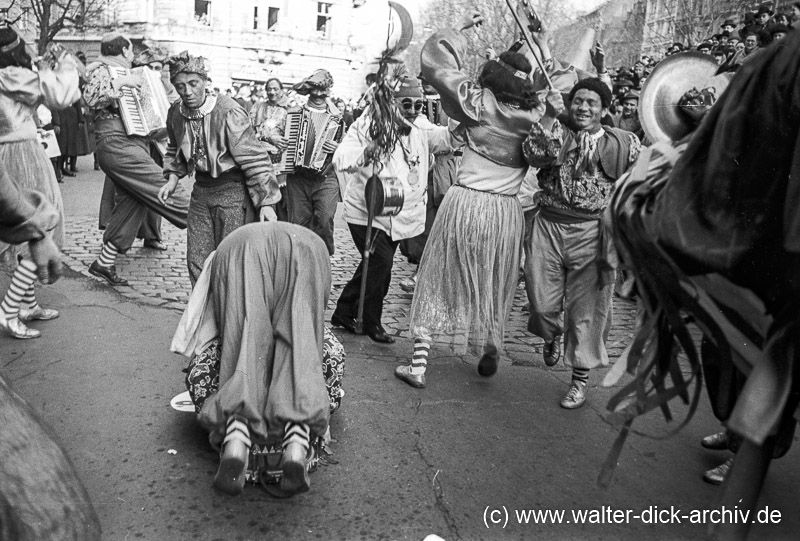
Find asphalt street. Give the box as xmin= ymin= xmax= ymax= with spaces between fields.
xmin=0 ymin=156 xmax=797 ymax=540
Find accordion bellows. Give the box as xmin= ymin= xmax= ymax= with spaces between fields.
xmin=107 ymin=65 xmax=171 ymax=137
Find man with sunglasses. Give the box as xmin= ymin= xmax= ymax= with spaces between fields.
xmin=398 ymin=80 xmax=461 ymax=293
xmin=331 ymin=77 xmax=455 ymax=343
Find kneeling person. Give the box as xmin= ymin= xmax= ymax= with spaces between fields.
xmin=172 ymin=222 xmax=335 ymax=496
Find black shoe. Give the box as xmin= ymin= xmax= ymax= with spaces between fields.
xmin=701 ymin=431 xmax=729 ymax=450
xmin=543 ymin=339 xmax=561 ymax=367
xmin=62 ymin=169 xmax=76 ymax=177
xmin=143 ymin=240 xmax=167 ymax=251
xmin=89 ymin=261 xmax=129 ymax=286
xmin=477 ymin=351 xmax=499 ymax=377
xmin=366 ymin=326 xmax=395 ymax=344
xmin=330 ymin=312 xmax=357 ymax=333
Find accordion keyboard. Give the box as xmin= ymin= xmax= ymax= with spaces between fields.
xmin=278 ymin=111 xmax=303 ymax=174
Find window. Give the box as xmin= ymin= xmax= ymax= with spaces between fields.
xmin=317 ymin=2 xmax=331 ymax=37
xmin=268 ymin=7 xmax=279 ymax=31
xmin=194 ymin=0 xmax=211 ymax=25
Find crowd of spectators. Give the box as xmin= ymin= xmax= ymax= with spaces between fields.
xmin=602 ymin=2 xmax=796 ymax=140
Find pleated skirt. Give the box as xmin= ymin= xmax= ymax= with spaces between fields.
xmin=0 ymin=139 xmax=65 ymax=265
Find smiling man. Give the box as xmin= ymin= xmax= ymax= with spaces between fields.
xmin=523 ymin=78 xmax=641 ymax=409
xmin=158 ymin=51 xmax=280 ymax=285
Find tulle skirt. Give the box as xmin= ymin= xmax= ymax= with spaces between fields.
xmin=0 ymin=139 xmax=65 ymax=265
xmin=409 ymin=185 xmax=524 ymax=354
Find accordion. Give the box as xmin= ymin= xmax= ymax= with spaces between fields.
xmin=107 ymin=66 xmax=171 ymax=138
xmin=277 ymin=108 xmax=342 ymax=175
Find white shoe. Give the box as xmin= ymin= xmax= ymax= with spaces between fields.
xmin=560 ymin=381 xmax=587 ymax=409
xmin=19 ymin=306 xmax=60 ymax=322
xmin=0 ymin=314 xmax=40 ymax=339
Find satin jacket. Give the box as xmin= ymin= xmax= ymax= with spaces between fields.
xmin=163 ymin=95 xmax=280 ymax=208
xmin=420 ymin=29 xmax=541 ymax=170
xmin=0 ymin=64 xmax=80 ymax=144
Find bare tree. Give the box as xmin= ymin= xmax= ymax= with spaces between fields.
xmin=404 ymin=0 xmax=576 ymax=79
xmin=650 ymin=0 xmax=755 ymax=47
xmin=4 ymin=0 xmax=114 ymax=54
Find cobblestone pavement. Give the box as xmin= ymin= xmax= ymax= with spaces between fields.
xmin=61 ymin=204 xmax=637 ymax=367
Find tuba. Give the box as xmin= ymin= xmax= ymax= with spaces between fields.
xmin=639 ymin=52 xmax=733 ymax=144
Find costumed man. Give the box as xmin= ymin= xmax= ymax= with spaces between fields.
xmin=0 ymin=164 xmax=101 ymax=540
xmin=523 ymin=78 xmax=641 ymax=409
xmin=285 ymin=69 xmax=343 ymax=256
xmin=331 ymin=76 xmax=454 ymax=344
xmin=83 ymin=32 xmax=189 ymax=286
xmin=249 ymin=77 xmax=291 ymax=221
xmin=98 ymin=45 xmax=183 ymax=252
xmin=398 ymin=80 xmax=462 ymax=292
xmin=158 ymin=52 xmax=280 ymax=285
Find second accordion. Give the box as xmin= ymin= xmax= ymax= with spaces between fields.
xmin=277 ymin=108 xmax=342 ymax=175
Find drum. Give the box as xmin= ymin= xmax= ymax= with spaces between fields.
xmin=365 ymin=174 xmax=404 ymax=217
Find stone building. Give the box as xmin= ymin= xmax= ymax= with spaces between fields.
xmin=3 ymin=0 xmax=396 ymax=98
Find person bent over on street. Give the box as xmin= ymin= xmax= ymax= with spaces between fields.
xmin=171 ymin=222 xmax=336 ymax=497
xmin=84 ymin=32 xmax=189 ymax=286
xmin=159 ymin=51 xmax=281 ymax=285
xmin=522 ymin=78 xmax=640 ymax=409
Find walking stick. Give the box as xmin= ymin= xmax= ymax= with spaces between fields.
xmin=355 ymin=172 xmax=381 ymax=335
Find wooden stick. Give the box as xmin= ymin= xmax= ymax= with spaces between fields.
xmin=504 ymin=0 xmax=554 ymax=90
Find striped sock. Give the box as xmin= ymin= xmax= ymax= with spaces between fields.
xmin=572 ymin=367 xmax=590 ymax=385
xmin=283 ymin=421 xmax=310 ymax=451
xmin=21 ymin=282 xmax=38 ymax=312
xmin=1 ymin=259 xmax=38 ymax=318
xmin=97 ymin=242 xmax=118 ymax=267
xmin=411 ymin=336 xmax=431 ymax=375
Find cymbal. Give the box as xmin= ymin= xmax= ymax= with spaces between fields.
xmin=640 ymin=52 xmax=730 ymax=143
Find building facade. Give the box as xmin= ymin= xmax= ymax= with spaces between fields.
xmin=4 ymin=0 xmax=395 ymax=98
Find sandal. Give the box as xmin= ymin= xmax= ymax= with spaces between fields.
xmin=212 ymin=415 xmax=251 ymax=495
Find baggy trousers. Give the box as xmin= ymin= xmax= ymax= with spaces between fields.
xmin=198 ymin=222 xmax=331 ymax=442
xmin=525 ymin=213 xmax=613 ymax=370
xmin=97 ymin=133 xmax=188 ymax=252
xmin=187 ymin=177 xmax=252 ymax=285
